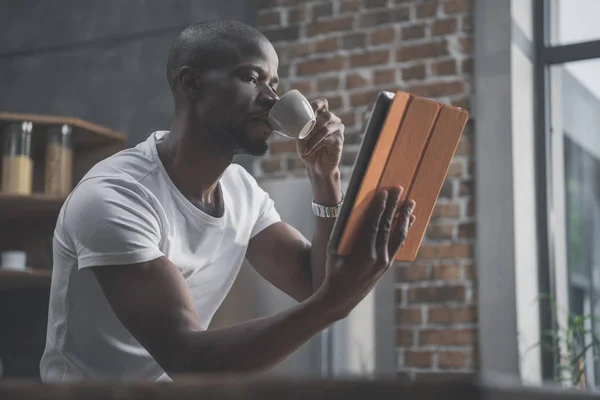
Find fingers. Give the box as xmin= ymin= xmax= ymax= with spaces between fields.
xmin=388 ymin=199 xmax=416 ymax=259
xmin=310 ymin=98 xmax=329 ymax=113
xmin=301 ymin=122 xmax=344 ymax=156
xmin=357 ymin=190 xmax=388 ymax=255
xmin=300 ymin=110 xmax=343 ymax=155
xmin=375 ymin=187 xmax=403 ymax=264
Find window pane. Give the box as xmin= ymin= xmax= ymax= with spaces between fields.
xmin=551 ymin=0 xmax=600 ymax=45
xmin=552 ymin=58 xmax=600 ymax=386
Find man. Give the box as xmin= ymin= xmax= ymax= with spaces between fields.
xmin=40 ymin=20 xmax=416 ymax=382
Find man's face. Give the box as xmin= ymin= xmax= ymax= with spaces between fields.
xmin=192 ymin=39 xmax=280 ymax=156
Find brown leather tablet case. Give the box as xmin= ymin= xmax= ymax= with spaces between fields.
xmin=334 ymin=90 xmax=468 ymax=262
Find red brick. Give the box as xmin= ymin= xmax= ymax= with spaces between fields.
xmin=396 ymin=329 xmax=415 ymax=346
xmin=262 ymin=26 xmax=300 ymax=42
xmin=365 ymin=0 xmax=388 ymax=8
xmin=312 ymin=2 xmax=333 ymax=19
xmin=429 ymin=306 xmax=476 ymax=323
xmin=407 ymin=80 xmax=464 ymax=97
xmin=431 ymin=18 xmax=458 ymax=36
xmin=342 ymin=32 xmax=366 ymax=49
xmin=464 ymin=263 xmax=475 ymax=279
xmin=370 ymin=27 xmax=396 ymax=45
xmin=405 ymin=350 xmax=433 ymax=367
xmin=433 ymin=264 xmax=461 ymax=280
xmin=326 ymin=95 xmax=343 ymax=110
xmin=426 ymin=223 xmax=454 ymax=239
xmin=419 ymin=329 xmax=476 ymax=346
xmin=447 ymin=161 xmax=463 ymax=177
xmin=257 ymin=10 xmax=282 ymax=26
xmin=315 ymin=37 xmax=339 ymax=53
xmin=349 ymin=49 xmax=390 ymax=67
xmin=307 ymin=16 xmax=354 ymax=36
xmin=287 ymin=43 xmax=311 ymax=58
xmin=456 ymin=137 xmax=472 ymax=155
xmin=408 ymin=285 xmax=466 ymax=303
xmin=459 ymin=179 xmax=473 ymax=196
xmin=395 ymin=288 xmax=404 ymax=304
xmin=466 ymin=199 xmax=475 ymax=217
xmin=346 ymin=72 xmax=370 ymax=89
xmin=438 ymin=351 xmax=470 ymax=369
xmin=458 ymin=222 xmax=475 ymax=238
xmin=432 ymin=202 xmax=460 ymax=218
xmin=459 ymin=37 xmax=473 ymax=53
xmin=337 ymin=111 xmax=357 ymax=127
xmin=289 ymin=80 xmax=313 ymax=94
xmin=297 ymin=56 xmax=345 ymax=75
xmin=374 ymin=69 xmax=397 ymax=85
xmin=417 ymin=243 xmax=473 ymax=259
xmin=443 ymin=0 xmax=473 ymax=14
xmin=350 ymin=89 xmax=383 ymax=107
xmin=392 ymin=7 xmax=411 ymax=22
xmin=462 ymin=15 xmax=473 ymax=32
xmin=288 ymin=6 xmax=308 ymax=23
xmin=402 ymin=64 xmax=426 ymax=81
xmin=359 ymin=10 xmax=392 ymax=27
xmin=462 ymin=58 xmax=474 ymax=74
xmin=340 ymin=0 xmax=361 ymax=13
xmin=397 ymin=41 xmax=448 ymax=61
xmin=396 ymin=307 xmax=423 ymax=324
xmin=317 ymin=76 xmax=340 ymax=92
xmin=270 ymin=140 xmax=297 ymax=154
xmin=401 ymin=24 xmax=427 ymax=40
xmin=416 ymin=2 xmax=439 ymax=18
xmin=396 ymin=264 xmax=430 ymax=282
xmin=260 ymin=158 xmax=282 ymax=173
xmin=431 ymin=59 xmax=457 ymax=76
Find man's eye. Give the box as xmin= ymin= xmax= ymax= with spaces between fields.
xmin=243 ymin=76 xmax=258 ymax=84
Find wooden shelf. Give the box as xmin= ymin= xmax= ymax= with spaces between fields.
xmin=0 ymin=192 xmax=65 ymax=222
xmin=0 ymin=269 xmax=51 ymax=291
xmin=0 ymin=112 xmax=126 ymax=149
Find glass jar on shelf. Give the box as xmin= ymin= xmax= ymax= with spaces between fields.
xmin=44 ymin=124 xmax=73 ymax=197
xmin=1 ymin=121 xmax=33 ymax=195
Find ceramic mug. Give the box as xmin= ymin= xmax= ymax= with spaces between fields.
xmin=268 ymin=90 xmax=317 ymax=140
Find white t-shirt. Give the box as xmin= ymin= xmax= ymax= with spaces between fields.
xmin=40 ymin=131 xmax=281 ymax=382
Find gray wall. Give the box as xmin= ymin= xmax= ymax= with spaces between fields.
xmin=0 ymin=0 xmax=256 ymax=146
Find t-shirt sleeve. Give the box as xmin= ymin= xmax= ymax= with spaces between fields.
xmin=251 ymin=189 xmax=281 ymax=238
xmin=62 ymin=177 xmax=165 ymax=269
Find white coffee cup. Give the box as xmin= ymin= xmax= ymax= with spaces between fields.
xmin=1 ymin=250 xmax=27 ymax=271
xmin=268 ymin=90 xmax=317 ymax=140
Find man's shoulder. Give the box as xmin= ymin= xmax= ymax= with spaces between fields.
xmin=222 ymin=163 xmax=263 ymax=195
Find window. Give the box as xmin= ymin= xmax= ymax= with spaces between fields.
xmin=536 ymin=0 xmax=600 ymax=386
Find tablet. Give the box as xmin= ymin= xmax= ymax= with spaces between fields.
xmin=329 ymin=90 xmax=469 ymax=262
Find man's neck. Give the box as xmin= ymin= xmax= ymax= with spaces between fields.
xmin=158 ymin=119 xmax=233 ymax=205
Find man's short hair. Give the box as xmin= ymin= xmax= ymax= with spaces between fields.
xmin=166 ymin=20 xmax=268 ymax=91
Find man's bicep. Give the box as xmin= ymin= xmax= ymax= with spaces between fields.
xmin=247 ymin=222 xmax=313 ymax=302
xmin=92 ymin=256 xmax=202 ymax=372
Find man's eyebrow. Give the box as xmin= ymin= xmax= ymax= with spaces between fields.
xmin=236 ymin=64 xmax=279 ymax=84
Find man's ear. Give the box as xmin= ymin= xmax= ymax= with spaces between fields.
xmin=177 ymin=66 xmax=202 ymax=94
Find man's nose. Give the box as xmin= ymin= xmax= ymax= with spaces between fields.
xmin=258 ymin=88 xmax=279 ymax=108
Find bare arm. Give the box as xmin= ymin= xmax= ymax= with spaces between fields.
xmin=245 ymin=171 xmax=341 ymax=302
xmin=93 ymin=256 xmax=338 ymax=376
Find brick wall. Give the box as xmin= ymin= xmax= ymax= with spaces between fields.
xmin=256 ymin=0 xmax=476 ymax=379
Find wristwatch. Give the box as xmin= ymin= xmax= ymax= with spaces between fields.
xmin=311 ymin=192 xmax=344 ymax=218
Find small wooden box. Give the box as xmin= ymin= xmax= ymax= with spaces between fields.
xmin=334 ymin=91 xmax=469 ymax=262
